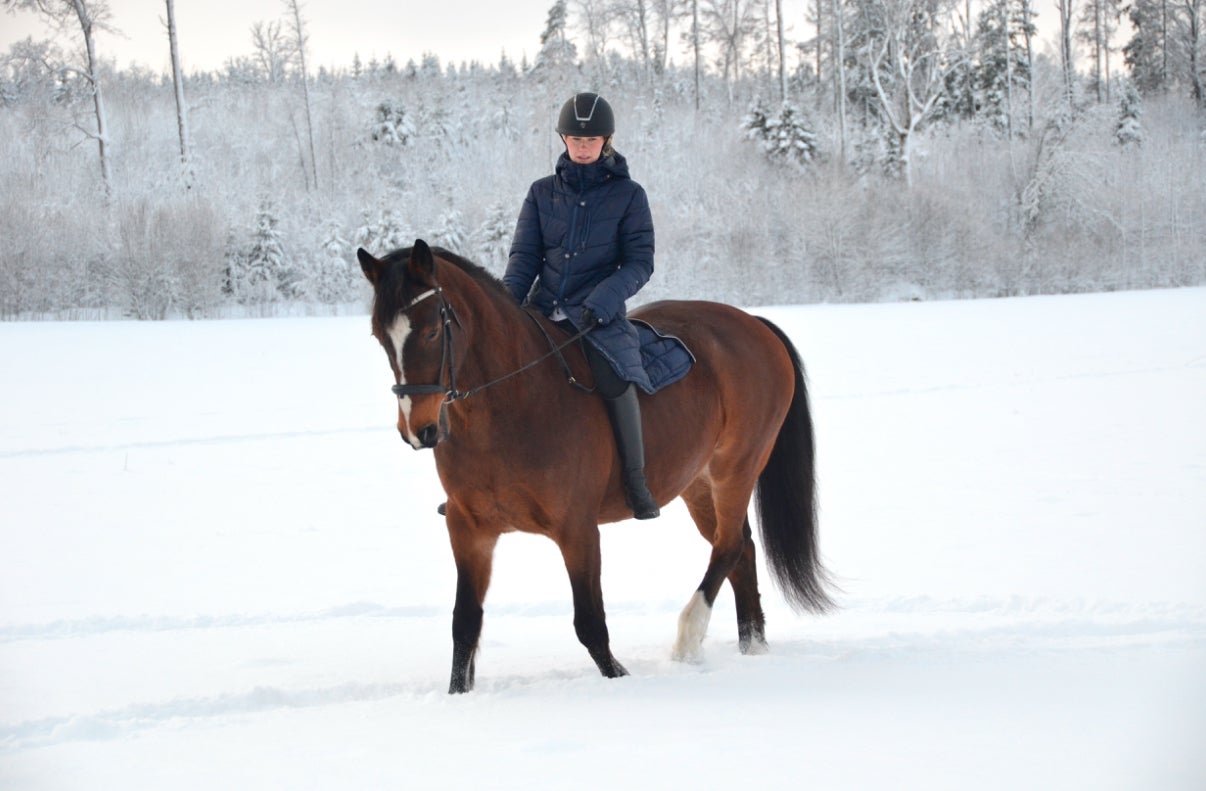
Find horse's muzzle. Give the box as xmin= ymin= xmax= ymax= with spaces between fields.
xmin=416 ymin=423 xmax=441 ymax=449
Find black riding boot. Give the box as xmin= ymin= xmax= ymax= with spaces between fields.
xmin=604 ymin=384 xmax=660 ymax=520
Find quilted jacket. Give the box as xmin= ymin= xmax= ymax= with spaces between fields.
xmin=504 ymin=150 xmax=656 ymax=390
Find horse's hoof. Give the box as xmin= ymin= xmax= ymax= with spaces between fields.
xmin=739 ymin=637 xmax=770 ymax=655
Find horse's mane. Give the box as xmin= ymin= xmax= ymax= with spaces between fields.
xmin=371 ymin=244 xmax=516 ymax=334
xmin=427 ymin=246 xmax=514 ymax=302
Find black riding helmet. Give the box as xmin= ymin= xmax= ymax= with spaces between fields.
xmin=556 ymin=92 xmax=615 ymax=137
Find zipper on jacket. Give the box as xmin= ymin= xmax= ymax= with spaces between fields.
xmin=556 ymin=188 xmax=585 ymax=305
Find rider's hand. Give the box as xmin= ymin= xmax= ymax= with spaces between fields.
xmin=581 ymin=307 xmax=604 ymax=327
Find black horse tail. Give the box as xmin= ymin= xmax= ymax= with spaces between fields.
xmin=753 ymin=317 xmax=836 ymax=614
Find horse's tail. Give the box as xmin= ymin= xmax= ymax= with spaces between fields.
xmin=753 ymin=317 xmax=835 ymax=614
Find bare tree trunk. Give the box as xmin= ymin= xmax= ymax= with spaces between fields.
xmin=1182 ymin=0 xmax=1204 ymax=106
xmin=1021 ymin=0 xmax=1035 ymax=131
xmin=1094 ymin=0 xmax=1104 ymax=102
xmin=285 ymin=0 xmax=318 ymax=191
xmin=816 ymin=0 xmax=823 ymax=101
xmin=66 ymin=0 xmax=113 ymax=196
xmin=775 ymin=0 xmax=786 ymax=100
xmin=833 ymin=0 xmax=847 ymax=163
xmin=1058 ymin=0 xmax=1076 ymax=105
xmin=164 ymin=0 xmax=192 ymax=186
xmin=1003 ymin=0 xmax=1013 ymax=138
xmin=693 ymin=0 xmax=702 ymax=110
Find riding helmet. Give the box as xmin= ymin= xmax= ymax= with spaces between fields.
xmin=556 ymin=92 xmax=615 ymax=137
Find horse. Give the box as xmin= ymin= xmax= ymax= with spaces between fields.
xmin=358 ymin=240 xmax=833 ymax=693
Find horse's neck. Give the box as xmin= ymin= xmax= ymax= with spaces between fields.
xmin=453 ymin=275 xmax=546 ymax=386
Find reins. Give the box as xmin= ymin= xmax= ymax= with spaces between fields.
xmin=390 ymin=286 xmax=595 ymax=406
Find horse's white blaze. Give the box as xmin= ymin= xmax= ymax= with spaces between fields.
xmin=672 ymin=590 xmax=712 ymax=663
xmin=386 ymin=315 xmax=422 ymax=448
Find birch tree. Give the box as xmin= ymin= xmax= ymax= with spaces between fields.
xmin=4 ymin=0 xmax=113 ymax=196
xmin=863 ymin=0 xmax=962 ymax=185
xmin=283 ymin=0 xmax=318 ymax=191
xmin=1057 ymin=0 xmax=1077 ymax=105
xmin=164 ymin=0 xmax=192 ymax=186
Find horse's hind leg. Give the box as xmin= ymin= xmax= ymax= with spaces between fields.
xmin=675 ymin=481 xmax=759 ymax=661
xmin=557 ymin=524 xmax=629 ymax=679
xmin=729 ymin=517 xmax=768 ymax=654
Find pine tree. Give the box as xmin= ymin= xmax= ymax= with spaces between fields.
xmin=1115 ymin=80 xmax=1144 ymax=146
xmin=309 ymin=222 xmax=353 ymax=304
xmin=432 ymin=208 xmax=467 ymax=253
xmin=972 ymin=0 xmax=1035 ymax=137
xmin=377 ymin=207 xmax=410 ymax=252
xmin=534 ymin=0 xmax=578 ymax=73
xmin=741 ymin=99 xmax=822 ymax=168
xmin=475 ymin=203 xmax=514 ymax=271
xmin=234 ymin=198 xmax=288 ymax=304
xmin=371 ymin=101 xmax=415 ymax=145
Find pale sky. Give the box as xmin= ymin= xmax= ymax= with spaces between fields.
xmin=0 ymin=0 xmax=559 ymax=73
xmin=1 ymin=0 xmax=1065 ymax=77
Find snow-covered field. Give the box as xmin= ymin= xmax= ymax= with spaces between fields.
xmin=2 ymin=288 xmax=1204 ymax=790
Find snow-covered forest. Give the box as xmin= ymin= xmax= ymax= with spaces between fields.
xmin=1 ymin=0 xmax=1203 ymax=319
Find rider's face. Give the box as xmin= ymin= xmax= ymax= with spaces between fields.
xmin=562 ymin=135 xmax=606 ymax=164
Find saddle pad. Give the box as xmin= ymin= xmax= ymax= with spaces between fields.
xmin=632 ymin=319 xmax=695 ymax=394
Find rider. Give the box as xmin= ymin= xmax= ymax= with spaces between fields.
xmin=503 ymin=92 xmax=660 ymax=520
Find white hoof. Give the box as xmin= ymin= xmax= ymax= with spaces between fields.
xmin=672 ymin=591 xmax=712 ymax=663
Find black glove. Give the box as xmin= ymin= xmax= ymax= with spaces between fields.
xmin=581 ymin=307 xmax=604 ymax=328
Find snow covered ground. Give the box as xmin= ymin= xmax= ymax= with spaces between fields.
xmin=2 ymin=288 xmax=1204 ymax=790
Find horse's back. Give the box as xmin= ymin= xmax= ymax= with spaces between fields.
xmin=633 ymin=300 xmax=794 ymax=387
xmin=632 ymin=300 xmax=798 ymax=487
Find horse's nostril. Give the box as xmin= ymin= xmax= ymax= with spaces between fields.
xmin=417 ymin=424 xmax=440 ymax=448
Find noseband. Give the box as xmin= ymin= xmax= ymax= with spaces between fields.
xmin=390 ymin=284 xmax=594 ymax=407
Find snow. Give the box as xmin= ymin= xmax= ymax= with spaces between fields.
xmin=2 ymin=288 xmax=1204 ymax=789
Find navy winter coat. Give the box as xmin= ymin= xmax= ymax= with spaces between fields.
xmin=505 ymin=150 xmax=657 ymax=390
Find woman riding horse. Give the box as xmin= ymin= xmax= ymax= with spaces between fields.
xmin=504 ymin=92 xmax=660 ymax=520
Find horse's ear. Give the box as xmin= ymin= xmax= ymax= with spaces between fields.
xmin=407 ymin=239 xmax=435 ymax=282
xmin=357 ymin=248 xmax=385 ymax=285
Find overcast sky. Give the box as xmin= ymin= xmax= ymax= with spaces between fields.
xmin=2 ymin=1 xmax=1067 ymax=78
xmin=0 ymin=0 xmax=562 ymax=73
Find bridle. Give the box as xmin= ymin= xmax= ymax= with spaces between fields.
xmin=390 ymin=284 xmax=595 ymax=407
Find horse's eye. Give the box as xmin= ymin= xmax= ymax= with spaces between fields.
xmin=424 ymin=327 xmax=439 ymax=342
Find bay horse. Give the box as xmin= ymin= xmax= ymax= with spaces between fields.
xmin=358 ymin=240 xmax=832 ymax=693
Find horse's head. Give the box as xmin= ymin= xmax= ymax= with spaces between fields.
xmin=359 ymin=239 xmax=458 ymax=450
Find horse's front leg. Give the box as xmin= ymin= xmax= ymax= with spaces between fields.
xmin=446 ymin=517 xmax=498 ymax=694
xmin=558 ymin=522 xmax=629 ymax=679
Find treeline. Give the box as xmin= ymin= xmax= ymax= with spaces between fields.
xmin=0 ymin=0 xmax=1203 ymax=319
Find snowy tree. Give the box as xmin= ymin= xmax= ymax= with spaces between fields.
xmin=230 ymin=198 xmax=288 ymax=304
xmin=432 ymin=208 xmax=467 ymax=253
xmin=164 ymin=0 xmax=192 ymax=188
xmin=3 ymin=0 xmax=114 ymax=195
xmin=1123 ymin=0 xmax=1172 ymax=95
xmin=283 ymin=0 xmax=318 ymax=191
xmin=861 ymin=0 xmax=964 ymax=184
xmin=1115 ymin=80 xmax=1144 ymax=146
xmin=308 ymin=222 xmax=353 ymax=303
xmin=535 ymin=0 xmax=579 ymax=73
xmin=250 ymin=19 xmax=293 ymax=84
xmin=376 ymin=207 xmax=411 ymax=253
xmin=1077 ymin=0 xmax=1122 ymax=102
xmin=972 ymin=0 xmax=1036 ymax=136
xmin=741 ymin=99 xmax=822 ymax=167
xmin=475 ymin=203 xmax=514 ymax=272
xmin=371 ymin=101 xmax=415 ymax=145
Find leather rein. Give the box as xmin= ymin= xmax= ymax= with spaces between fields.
xmin=390 ymin=285 xmax=595 ymax=404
